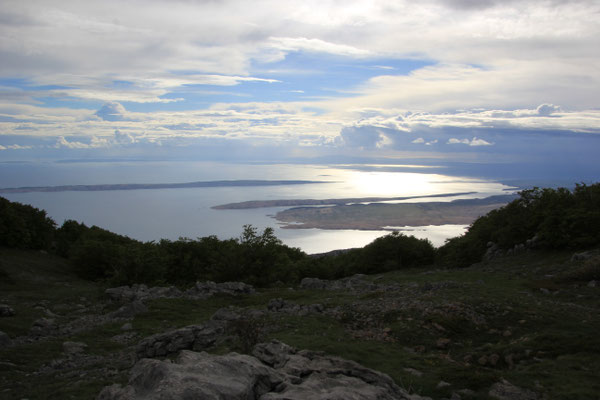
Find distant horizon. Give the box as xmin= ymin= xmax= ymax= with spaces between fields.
xmin=1 ymin=1 xmax=599 ymax=185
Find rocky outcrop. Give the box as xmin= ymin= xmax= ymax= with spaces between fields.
xmin=105 ymin=281 xmax=255 ymax=302
xmin=98 ymin=340 xmax=429 ymax=400
xmin=135 ymin=320 xmax=226 ymax=359
xmin=300 ymin=275 xmax=381 ymax=292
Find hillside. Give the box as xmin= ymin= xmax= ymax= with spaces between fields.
xmin=1 ymin=246 xmax=599 ymax=399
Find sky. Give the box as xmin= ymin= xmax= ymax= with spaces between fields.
xmin=1 ymin=0 xmax=599 ymax=181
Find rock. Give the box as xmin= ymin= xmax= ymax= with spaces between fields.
xmin=185 ymin=281 xmax=256 ymax=298
xmin=436 ymin=338 xmax=451 ymax=349
xmin=135 ymin=320 xmax=226 ymax=359
xmin=588 ymin=280 xmax=597 ymax=288
xmin=0 ymin=330 xmax=12 ymax=347
xmin=267 ymin=298 xmax=324 ymax=315
xmin=437 ymin=380 xmax=451 ymax=389
xmin=211 ymin=306 xmax=243 ymax=321
xmin=0 ymin=304 xmax=15 ymax=317
xmin=489 ymin=379 xmax=538 ymax=400
xmin=121 ymin=322 xmax=133 ymax=331
xmin=109 ymin=300 xmax=148 ymax=319
xmin=489 ymin=353 xmax=500 ymax=366
xmin=299 ymin=275 xmax=379 ymax=292
xmin=571 ymin=250 xmax=600 ymax=262
xmin=105 ymin=281 xmax=254 ymax=303
xmin=100 ymin=340 xmax=430 ymax=400
xmin=63 ymin=341 xmax=88 ymax=355
xmin=403 ymin=367 xmax=423 ymax=377
xmin=30 ymin=317 xmax=58 ymax=337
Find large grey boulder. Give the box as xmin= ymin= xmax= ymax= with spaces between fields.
xmin=99 ymin=340 xmax=429 ymax=400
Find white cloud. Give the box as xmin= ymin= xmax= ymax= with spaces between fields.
xmin=95 ymin=102 xmax=128 ymax=121
xmin=447 ymin=136 xmax=493 ymax=146
xmin=411 ymin=137 xmax=425 ymax=144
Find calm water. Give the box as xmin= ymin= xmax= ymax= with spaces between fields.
xmin=0 ymin=161 xmax=512 ymax=253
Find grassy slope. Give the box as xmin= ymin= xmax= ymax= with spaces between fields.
xmin=1 ymin=248 xmax=599 ymax=399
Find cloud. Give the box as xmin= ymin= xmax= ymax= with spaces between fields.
xmin=335 ymin=126 xmax=392 ymax=149
xmin=447 ymin=137 xmax=493 ymax=146
xmin=411 ymin=137 xmax=425 ymax=144
xmin=113 ymin=129 xmax=135 ymax=144
xmin=95 ymin=102 xmax=128 ymax=121
xmin=536 ymin=103 xmax=560 ymax=116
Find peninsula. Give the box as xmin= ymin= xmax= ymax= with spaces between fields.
xmin=274 ymin=195 xmax=516 ymax=230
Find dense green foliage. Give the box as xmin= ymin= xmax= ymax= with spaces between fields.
xmin=0 ymin=197 xmax=56 ymax=250
xmin=438 ymin=183 xmax=600 ymax=268
xmin=2 ymin=182 xmax=598 ymax=284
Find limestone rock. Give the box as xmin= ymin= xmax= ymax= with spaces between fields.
xmin=489 ymin=379 xmax=538 ymax=400
xmin=135 ymin=320 xmax=226 ymax=359
xmin=108 ymin=300 xmax=148 ymax=319
xmin=105 ymin=281 xmax=255 ymax=303
xmin=63 ymin=341 xmax=88 ymax=355
xmin=267 ymin=298 xmax=324 ymax=315
xmin=99 ymin=340 xmax=430 ymax=400
xmin=0 ymin=304 xmax=15 ymax=317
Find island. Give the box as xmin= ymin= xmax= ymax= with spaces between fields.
xmin=0 ymin=179 xmax=327 ymax=193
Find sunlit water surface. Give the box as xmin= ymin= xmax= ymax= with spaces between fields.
xmin=1 ymin=161 xmax=513 ymax=253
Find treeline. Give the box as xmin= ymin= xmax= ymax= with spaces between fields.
xmin=0 ymin=197 xmax=435 ymax=286
xmin=1 ymin=183 xmax=599 ymax=285
xmin=437 ymin=183 xmax=600 ymax=267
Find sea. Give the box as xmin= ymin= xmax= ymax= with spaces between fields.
xmin=0 ymin=161 xmax=514 ymax=254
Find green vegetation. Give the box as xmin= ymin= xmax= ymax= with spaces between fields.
xmin=437 ymin=183 xmax=600 ymax=268
xmin=2 ymin=183 xmax=599 ymax=286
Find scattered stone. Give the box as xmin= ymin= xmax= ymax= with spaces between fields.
xmin=0 ymin=304 xmax=15 ymax=317
xmin=478 ymin=355 xmax=488 ymax=366
xmin=63 ymin=341 xmax=88 ymax=355
xmin=503 ymin=329 xmax=512 ymax=337
xmin=489 ymin=379 xmax=538 ymax=400
xmin=588 ymin=280 xmax=597 ymax=288
xmin=437 ymin=380 xmax=451 ymax=389
xmin=404 ymin=367 xmax=423 ymax=377
xmin=99 ymin=340 xmax=430 ymax=400
xmin=120 ymin=322 xmax=133 ymax=331
xmin=30 ymin=317 xmax=58 ymax=337
xmin=436 ymin=338 xmax=451 ymax=349
xmin=0 ymin=331 xmax=12 ymax=347
xmin=267 ymin=298 xmax=324 ymax=315
xmin=108 ymin=300 xmax=148 ymax=319
xmin=105 ymin=281 xmax=255 ymax=303
xmin=539 ymin=288 xmax=550 ymax=294
xmin=300 ymin=275 xmax=380 ymax=292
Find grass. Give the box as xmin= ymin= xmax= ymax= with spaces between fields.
xmin=1 ymin=247 xmax=599 ymax=399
